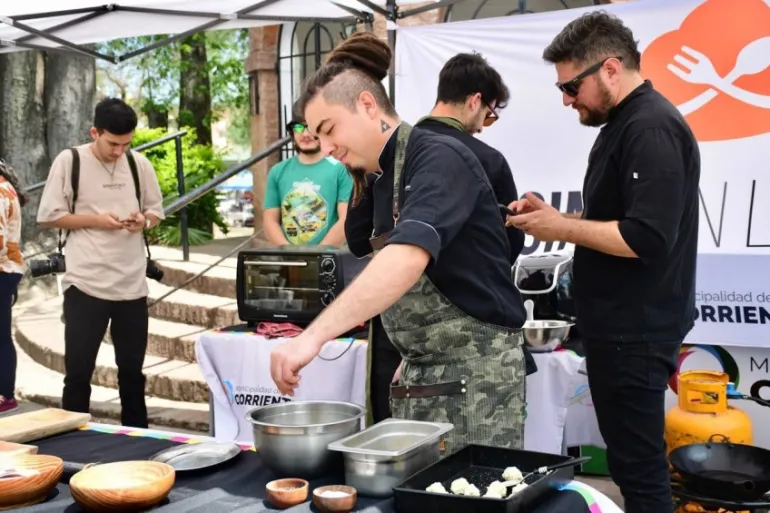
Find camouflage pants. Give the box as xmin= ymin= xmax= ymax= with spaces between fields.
xmin=383 ymin=274 xmax=526 ymax=456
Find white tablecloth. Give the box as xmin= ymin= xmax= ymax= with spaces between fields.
xmin=196 ymin=330 xmax=584 ymax=454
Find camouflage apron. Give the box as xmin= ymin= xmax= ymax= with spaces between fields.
xmin=369 ymin=122 xmax=527 ymax=455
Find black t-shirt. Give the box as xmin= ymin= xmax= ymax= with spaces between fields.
xmin=575 ymin=80 xmax=700 ymax=342
xmin=414 ymin=117 xmax=525 ymax=262
xmin=346 ymin=125 xmax=526 ymax=330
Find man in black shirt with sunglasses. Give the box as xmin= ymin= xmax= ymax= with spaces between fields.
xmin=507 ymin=11 xmax=700 ymax=513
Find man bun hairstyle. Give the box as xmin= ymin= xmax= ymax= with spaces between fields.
xmin=298 ymin=31 xmax=396 ymax=120
xmin=542 ymin=10 xmax=641 ymax=71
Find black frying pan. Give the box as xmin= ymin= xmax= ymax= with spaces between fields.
xmin=669 ymin=435 xmax=770 ymax=501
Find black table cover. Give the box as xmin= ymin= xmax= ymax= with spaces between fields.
xmin=15 ymin=430 xmax=594 ymax=513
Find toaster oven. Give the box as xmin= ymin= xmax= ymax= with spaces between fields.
xmin=235 ymin=245 xmax=368 ymax=326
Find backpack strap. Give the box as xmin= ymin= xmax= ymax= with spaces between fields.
xmin=126 ymin=150 xmax=152 ymax=260
xmin=70 ymin=148 xmax=80 ymax=211
xmin=58 ymin=148 xmax=80 ymax=252
xmin=126 ymin=150 xmax=141 ymax=207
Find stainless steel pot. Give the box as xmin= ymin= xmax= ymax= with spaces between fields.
xmin=521 ymin=319 xmax=574 ymax=352
xmin=246 ymin=400 xmax=365 ymax=479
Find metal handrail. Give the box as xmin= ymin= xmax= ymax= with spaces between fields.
xmin=22 ymin=134 xmax=291 ymax=262
xmin=163 ymin=135 xmax=291 ymax=217
xmin=22 ymin=130 xmax=188 ymax=194
xmin=134 ymin=130 xmax=188 ymax=152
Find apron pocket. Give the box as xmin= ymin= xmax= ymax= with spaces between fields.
xmin=389 ymin=379 xmax=469 ymax=456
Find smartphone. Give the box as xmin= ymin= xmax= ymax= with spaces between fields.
xmin=498 ymin=204 xmax=517 ymax=216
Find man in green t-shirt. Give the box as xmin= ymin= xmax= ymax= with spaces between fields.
xmin=263 ymin=114 xmax=353 ymax=246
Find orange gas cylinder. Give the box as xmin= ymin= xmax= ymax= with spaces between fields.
xmin=667 ymin=371 xmax=753 ymax=513
xmin=665 ymin=370 xmax=752 ymax=455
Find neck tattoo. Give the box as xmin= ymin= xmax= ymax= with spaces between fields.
xmin=380 ymin=119 xmax=390 ymax=133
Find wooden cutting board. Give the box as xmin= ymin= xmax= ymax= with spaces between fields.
xmin=0 ymin=408 xmax=91 ymax=443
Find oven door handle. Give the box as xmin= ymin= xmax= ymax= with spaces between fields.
xmin=244 ymin=261 xmax=308 ymax=267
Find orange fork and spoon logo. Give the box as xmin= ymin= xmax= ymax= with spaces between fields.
xmin=641 ymin=0 xmax=770 ymax=142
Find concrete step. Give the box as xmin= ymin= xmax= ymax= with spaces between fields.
xmin=105 ymin=317 xmax=206 ymax=364
xmin=147 ymin=279 xmax=239 ymax=328
xmin=14 ymin=296 xmax=210 ymax=404
xmin=12 ymin=339 xmax=210 ymax=433
xmin=154 ymin=258 xmax=236 ymax=299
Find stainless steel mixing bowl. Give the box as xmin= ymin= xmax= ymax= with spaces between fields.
xmin=246 ymin=401 xmax=365 ymax=479
xmin=521 ymin=319 xmax=574 ymax=352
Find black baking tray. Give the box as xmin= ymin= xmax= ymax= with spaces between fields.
xmin=393 ymin=444 xmax=575 ymax=513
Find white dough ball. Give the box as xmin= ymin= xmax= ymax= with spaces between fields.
xmin=484 ymin=481 xmax=506 ymax=498
xmin=464 ymin=484 xmax=481 ymax=496
xmin=450 ymin=477 xmax=470 ymax=495
xmin=502 ymin=466 xmax=523 ymax=483
xmin=426 ymin=482 xmax=448 ymax=494
xmin=509 ymin=482 xmax=528 ymax=496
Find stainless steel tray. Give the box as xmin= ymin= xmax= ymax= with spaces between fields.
xmin=149 ymin=441 xmax=242 ymax=471
xmin=327 ymin=419 xmax=453 ymax=458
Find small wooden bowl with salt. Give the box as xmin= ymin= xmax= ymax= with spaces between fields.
xmin=266 ymin=478 xmax=308 ymax=509
xmin=313 ymin=485 xmax=357 ymax=512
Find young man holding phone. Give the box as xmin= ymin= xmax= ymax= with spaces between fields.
xmin=37 ymin=98 xmax=164 ymax=428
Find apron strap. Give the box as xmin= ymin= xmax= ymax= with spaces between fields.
xmin=392 ymin=122 xmax=412 ymax=225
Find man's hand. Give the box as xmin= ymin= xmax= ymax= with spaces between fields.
xmin=96 ymin=212 xmax=124 ymax=231
xmin=506 ymin=196 xmax=540 ymax=216
xmin=122 ymin=210 xmax=146 ymax=233
xmin=270 ymin=334 xmax=324 ymax=396
xmin=392 ymin=360 xmax=402 ymax=384
xmin=506 ymin=192 xmax=568 ymax=242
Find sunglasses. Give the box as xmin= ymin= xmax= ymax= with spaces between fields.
xmin=288 ymin=123 xmax=308 ymax=134
xmin=556 ymin=56 xmax=623 ymax=97
xmin=483 ymin=104 xmax=500 ymax=127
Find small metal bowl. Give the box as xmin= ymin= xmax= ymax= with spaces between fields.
xmin=247 ymin=401 xmax=365 ymax=479
xmin=521 ymin=320 xmax=574 ymax=352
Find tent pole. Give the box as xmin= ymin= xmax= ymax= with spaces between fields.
xmin=0 ymin=16 xmax=117 ymax=62
xmin=114 ymin=1 xmax=271 ymax=62
xmin=15 ymin=11 xmax=110 ymax=44
xmin=398 ymin=0 xmax=470 ymax=19
xmin=117 ymin=19 xmax=225 ymax=62
xmin=355 ymin=0 xmax=389 ymax=16
xmin=386 ymin=0 xmax=397 ymax=106
xmin=10 ymin=6 xmax=108 ymax=21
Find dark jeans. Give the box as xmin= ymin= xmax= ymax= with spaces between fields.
xmin=62 ymin=286 xmax=149 ymax=428
xmin=0 ymin=272 xmax=22 ymax=399
xmin=585 ymin=339 xmax=682 ymax=513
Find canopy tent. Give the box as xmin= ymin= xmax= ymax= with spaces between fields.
xmin=0 ymin=0 xmax=466 ymax=63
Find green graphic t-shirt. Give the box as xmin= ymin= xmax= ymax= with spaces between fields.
xmin=264 ymin=156 xmax=353 ymax=245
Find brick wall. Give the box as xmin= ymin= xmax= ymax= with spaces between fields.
xmin=245 ymin=26 xmax=280 ymax=236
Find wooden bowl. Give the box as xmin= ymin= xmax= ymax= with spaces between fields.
xmin=313 ymin=485 xmax=357 ymax=512
xmin=266 ymin=478 xmax=309 ymax=509
xmin=69 ymin=461 xmax=175 ymax=511
xmin=0 ymin=454 xmax=63 ymax=511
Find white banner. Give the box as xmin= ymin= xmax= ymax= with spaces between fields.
xmin=196 ymin=332 xmax=369 ymax=445
xmin=394 ymin=0 xmax=770 ymax=347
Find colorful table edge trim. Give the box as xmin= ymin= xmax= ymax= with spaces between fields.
xmin=558 ymin=480 xmax=609 ymax=513
xmin=79 ymin=422 xmax=257 ymax=452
